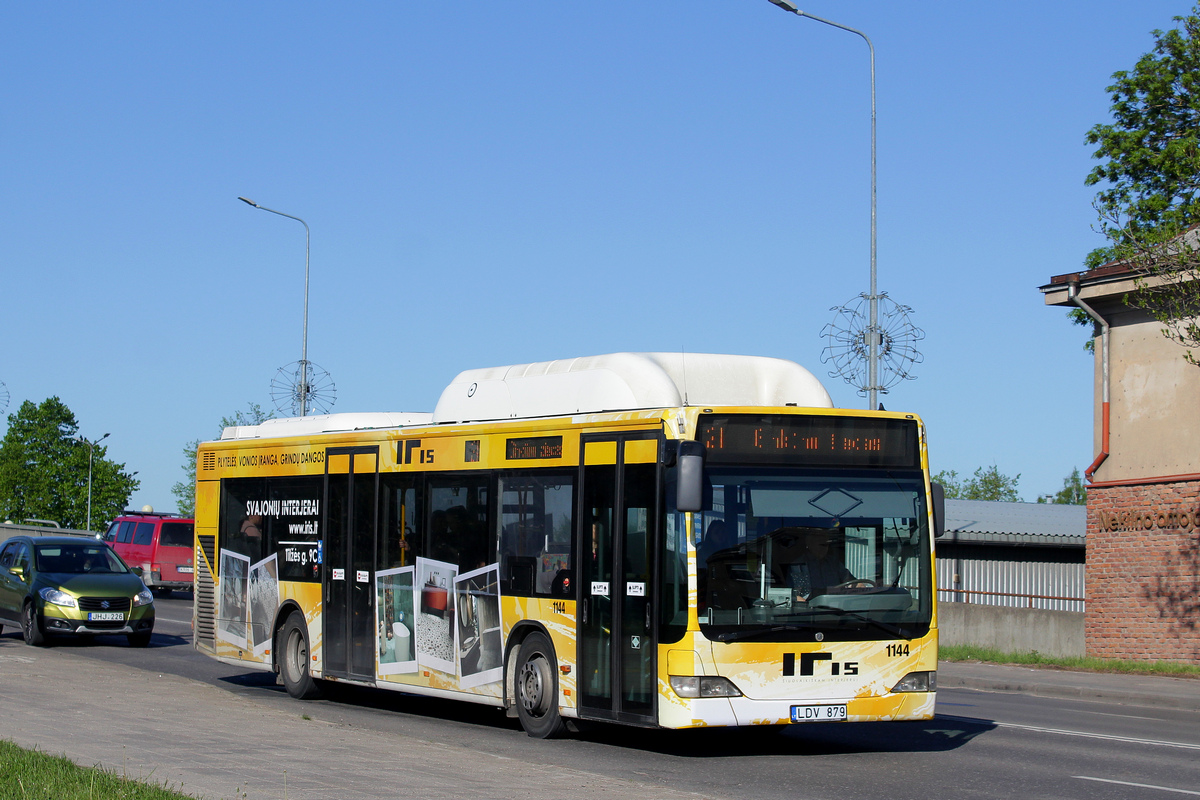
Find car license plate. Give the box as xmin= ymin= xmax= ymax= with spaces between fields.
xmin=87 ymin=612 xmax=125 ymax=622
xmin=791 ymin=704 xmax=848 ymax=722
xmin=177 ymin=566 xmax=193 ymax=573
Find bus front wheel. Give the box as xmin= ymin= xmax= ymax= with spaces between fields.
xmin=514 ymin=631 xmax=567 ymax=739
xmin=280 ymin=611 xmax=322 ymax=700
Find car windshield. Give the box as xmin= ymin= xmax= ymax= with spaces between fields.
xmin=693 ymin=468 xmax=932 ymax=642
xmin=35 ymin=544 xmax=129 ymax=575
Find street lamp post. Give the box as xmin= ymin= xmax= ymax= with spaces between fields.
xmin=238 ymin=196 xmax=312 ymax=416
xmin=78 ymin=432 xmax=110 ymax=531
xmin=767 ymin=0 xmax=881 ymax=410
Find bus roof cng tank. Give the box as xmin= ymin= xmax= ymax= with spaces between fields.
xmin=432 ymin=352 xmax=833 ymax=424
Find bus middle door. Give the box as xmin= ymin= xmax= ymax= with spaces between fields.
xmin=324 ymin=446 xmax=379 ymax=682
xmin=579 ymin=432 xmax=660 ymax=725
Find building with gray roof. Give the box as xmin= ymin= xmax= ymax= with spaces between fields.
xmin=937 ymin=500 xmax=1086 ymax=611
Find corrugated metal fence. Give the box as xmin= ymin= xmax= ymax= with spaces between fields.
xmin=936 ymin=556 xmax=1085 ymax=612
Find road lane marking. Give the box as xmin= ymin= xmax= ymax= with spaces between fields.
xmin=1069 ymin=709 xmax=1162 ymax=722
xmin=1075 ymin=776 xmax=1200 ymax=796
xmin=938 ymin=714 xmax=1200 ymax=751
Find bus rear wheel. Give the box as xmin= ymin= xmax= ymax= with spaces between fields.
xmin=280 ymin=611 xmax=322 ymax=700
xmin=514 ymin=631 xmax=567 ymax=739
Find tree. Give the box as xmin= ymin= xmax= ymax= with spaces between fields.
xmin=1037 ymin=467 xmax=1087 ymax=505
xmin=0 ymin=397 xmax=139 ymax=530
xmin=172 ymin=403 xmax=274 ymax=515
xmin=932 ymin=465 xmax=1022 ymax=502
xmin=1081 ymin=5 xmax=1200 ymax=365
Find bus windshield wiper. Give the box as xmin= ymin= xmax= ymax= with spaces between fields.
xmin=806 ymin=605 xmax=912 ymax=640
xmin=711 ymin=624 xmax=819 ymax=643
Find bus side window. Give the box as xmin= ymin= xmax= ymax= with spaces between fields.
xmin=497 ymin=472 xmax=574 ymax=598
xmin=379 ymin=474 xmax=422 ymax=569
xmin=427 ymin=476 xmax=489 ymax=572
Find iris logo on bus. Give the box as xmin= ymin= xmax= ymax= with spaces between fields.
xmin=783 ymin=652 xmax=859 ymax=677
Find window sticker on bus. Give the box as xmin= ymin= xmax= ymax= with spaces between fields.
xmin=357 ymin=570 xmax=369 ymax=583
xmin=627 ymin=582 xmax=645 ymax=597
xmin=591 ymin=581 xmax=609 ymax=597
xmin=332 ymin=568 xmax=345 ymax=581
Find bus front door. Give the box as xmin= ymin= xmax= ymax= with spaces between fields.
xmin=324 ymin=446 xmax=379 ymax=682
xmin=578 ymin=433 xmax=660 ymax=725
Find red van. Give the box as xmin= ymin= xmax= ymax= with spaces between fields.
xmin=103 ymin=511 xmax=195 ymax=596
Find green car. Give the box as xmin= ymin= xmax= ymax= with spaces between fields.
xmin=0 ymin=534 xmax=155 ymax=647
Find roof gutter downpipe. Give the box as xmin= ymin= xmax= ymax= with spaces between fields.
xmin=1068 ymin=281 xmax=1110 ymax=482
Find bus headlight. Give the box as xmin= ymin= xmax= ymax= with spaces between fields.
xmin=669 ymin=676 xmax=743 ymax=698
xmin=891 ymin=671 xmax=936 ymax=693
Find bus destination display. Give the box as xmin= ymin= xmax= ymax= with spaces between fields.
xmin=506 ymin=436 xmax=564 ymax=460
xmin=697 ymin=415 xmax=918 ymax=467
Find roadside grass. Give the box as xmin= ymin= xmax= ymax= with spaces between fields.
xmin=0 ymin=739 xmax=195 ymax=800
xmin=940 ymin=644 xmax=1200 ymax=678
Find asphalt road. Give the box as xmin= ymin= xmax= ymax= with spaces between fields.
xmin=5 ymin=594 xmax=1199 ymax=800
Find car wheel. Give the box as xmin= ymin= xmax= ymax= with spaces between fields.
xmin=280 ymin=611 xmax=322 ymax=700
xmin=514 ymin=631 xmax=568 ymax=738
xmin=22 ymin=602 xmax=46 ymax=647
xmin=127 ymin=630 xmax=152 ymax=647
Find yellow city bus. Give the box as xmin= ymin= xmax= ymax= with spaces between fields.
xmin=193 ymin=353 xmax=943 ymax=737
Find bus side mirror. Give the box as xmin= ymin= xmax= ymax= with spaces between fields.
xmin=930 ymin=482 xmax=946 ymax=538
xmin=676 ymin=440 xmax=705 ymax=513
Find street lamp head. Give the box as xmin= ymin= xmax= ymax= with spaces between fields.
xmin=768 ymin=0 xmax=801 ymax=13
xmin=100 ymin=432 xmax=110 ymax=441
xmin=238 ymin=196 xmax=258 ymax=208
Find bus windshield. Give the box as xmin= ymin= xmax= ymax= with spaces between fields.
xmin=694 ymin=468 xmax=932 ymax=642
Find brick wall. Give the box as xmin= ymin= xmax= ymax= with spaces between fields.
xmin=1086 ymin=480 xmax=1200 ymax=664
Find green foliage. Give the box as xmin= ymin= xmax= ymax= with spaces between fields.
xmin=0 ymin=398 xmax=138 ymax=531
xmin=1086 ymin=6 xmax=1200 ymax=238
xmin=0 ymin=739 xmax=193 ymax=799
xmin=1084 ymin=5 xmax=1200 ymax=365
xmin=932 ymin=465 xmax=1022 ymax=502
xmin=1037 ymin=467 xmax=1087 ymax=505
xmin=171 ymin=402 xmax=274 ymax=515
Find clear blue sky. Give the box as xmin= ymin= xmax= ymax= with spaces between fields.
xmin=2 ymin=1 xmax=1189 ymax=513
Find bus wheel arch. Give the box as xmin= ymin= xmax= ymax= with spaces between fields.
xmin=507 ymin=624 xmax=568 ymax=739
xmin=271 ymin=601 xmax=304 ymax=675
xmin=278 ymin=608 xmax=322 ymax=700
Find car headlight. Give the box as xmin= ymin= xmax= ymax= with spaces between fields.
xmin=38 ymin=587 xmax=78 ymax=608
xmin=669 ymin=676 xmax=743 ymax=698
xmin=133 ymin=588 xmax=154 ymax=607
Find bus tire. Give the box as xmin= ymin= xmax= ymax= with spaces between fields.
xmin=22 ymin=602 xmax=46 ymax=647
xmin=280 ymin=611 xmax=322 ymax=700
xmin=514 ymin=631 xmax=567 ymax=739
